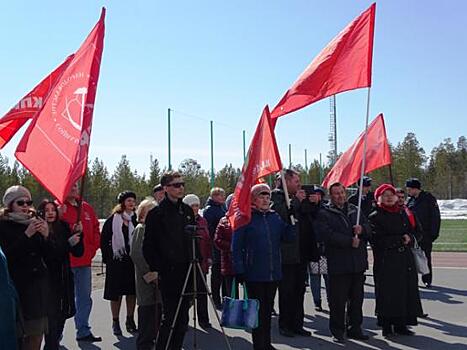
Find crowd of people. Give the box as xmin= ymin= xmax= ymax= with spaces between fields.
xmin=0 ymin=169 xmax=441 ymax=350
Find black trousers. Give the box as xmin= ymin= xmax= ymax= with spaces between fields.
xmin=246 ymin=281 xmax=278 ymax=350
xmin=196 ymin=273 xmax=209 ymax=324
xmin=421 ymin=240 xmax=433 ymax=285
xmin=210 ymin=263 xmax=226 ymax=306
xmin=328 ymin=272 xmax=365 ymax=335
xmin=279 ymin=263 xmax=307 ymax=331
xmin=156 ymin=270 xmax=191 ymax=350
xmin=43 ymin=316 xmax=66 ymax=350
xmin=137 ymin=303 xmax=161 ymax=350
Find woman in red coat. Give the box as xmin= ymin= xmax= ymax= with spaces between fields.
xmin=183 ymin=194 xmax=212 ymax=329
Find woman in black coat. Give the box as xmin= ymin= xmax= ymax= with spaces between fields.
xmin=369 ymin=184 xmax=424 ymax=337
xmin=101 ymin=191 xmax=138 ymax=336
xmin=0 ymin=185 xmax=50 ymax=350
xmin=38 ymin=200 xmax=84 ymax=350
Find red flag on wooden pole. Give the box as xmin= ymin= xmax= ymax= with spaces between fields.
xmin=15 ymin=8 xmax=106 ymax=203
xmin=271 ymin=3 xmax=375 ymax=119
xmin=321 ymin=113 xmax=391 ymax=189
xmin=0 ymin=55 xmax=74 ymax=149
xmin=227 ymin=105 xmax=282 ymax=230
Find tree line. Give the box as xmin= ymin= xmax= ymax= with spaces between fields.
xmin=0 ymin=133 xmax=465 ymax=218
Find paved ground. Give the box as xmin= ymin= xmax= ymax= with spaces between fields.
xmin=61 ymin=254 xmax=467 ymax=349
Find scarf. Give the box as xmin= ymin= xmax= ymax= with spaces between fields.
xmin=111 ymin=211 xmax=135 ymax=260
xmin=7 ymin=212 xmax=34 ymax=225
xmin=377 ymin=202 xmax=401 ymax=214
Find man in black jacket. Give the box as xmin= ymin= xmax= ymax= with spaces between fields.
xmin=271 ymin=169 xmax=311 ymax=337
xmin=348 ymin=176 xmax=375 ymax=219
xmin=202 ymin=187 xmax=226 ymax=309
xmin=314 ymin=182 xmax=371 ymax=343
xmin=143 ymin=171 xmax=196 ymax=350
xmin=406 ymin=178 xmax=441 ymax=288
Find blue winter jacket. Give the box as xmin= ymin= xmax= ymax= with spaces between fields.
xmin=232 ymin=209 xmax=295 ymax=282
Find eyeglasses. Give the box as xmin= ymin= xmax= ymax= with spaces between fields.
xmin=167 ymin=182 xmax=185 ymax=188
xmin=16 ymin=200 xmax=33 ymax=206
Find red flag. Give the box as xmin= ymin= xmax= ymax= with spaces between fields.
xmin=322 ymin=113 xmax=391 ymax=189
xmin=227 ymin=106 xmax=282 ymax=230
xmin=15 ymin=8 xmax=106 ymax=203
xmin=271 ymin=3 xmax=375 ymax=119
xmin=0 ymin=55 xmax=74 ymax=149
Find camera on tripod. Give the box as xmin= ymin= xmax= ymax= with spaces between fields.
xmin=184 ymin=224 xmax=201 ymax=238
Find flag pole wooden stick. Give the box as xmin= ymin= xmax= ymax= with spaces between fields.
xmin=280 ymin=169 xmax=296 ymax=225
xmin=76 ymin=170 xmax=87 ymax=225
xmin=356 ymin=87 xmax=372 ymax=225
xmin=388 ymin=164 xmax=394 ymax=185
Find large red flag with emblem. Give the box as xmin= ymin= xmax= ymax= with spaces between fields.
xmin=271 ymin=3 xmax=375 ymax=119
xmin=0 ymin=55 xmax=74 ymax=149
xmin=228 ymin=106 xmax=282 ymax=230
xmin=321 ymin=113 xmax=391 ymax=189
xmin=15 ymin=8 xmax=105 ymax=203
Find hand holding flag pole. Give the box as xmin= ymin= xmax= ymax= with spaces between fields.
xmin=279 ymin=169 xmax=296 ymax=225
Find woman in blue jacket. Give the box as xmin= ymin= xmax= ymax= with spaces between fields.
xmin=232 ymin=184 xmax=295 ymax=350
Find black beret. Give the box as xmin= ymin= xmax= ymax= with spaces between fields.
xmin=117 ymin=191 xmax=136 ymax=204
xmin=406 ymin=178 xmax=421 ymax=189
xmin=358 ymin=176 xmax=372 ymax=187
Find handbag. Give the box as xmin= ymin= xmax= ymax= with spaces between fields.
xmin=411 ymin=237 xmax=430 ymax=275
xmin=220 ymin=278 xmax=259 ymax=330
xmin=309 ymin=256 xmax=328 ymax=275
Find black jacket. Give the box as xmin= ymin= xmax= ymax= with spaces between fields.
xmin=0 ymin=219 xmax=52 ymax=321
xmin=44 ymin=220 xmax=83 ymax=319
xmin=407 ymin=191 xmax=441 ymax=242
xmin=271 ymin=188 xmax=301 ymax=264
xmin=143 ymin=197 xmax=196 ymax=273
xmin=369 ymin=207 xmax=423 ymax=321
xmin=203 ymin=198 xmax=226 ymax=263
xmin=348 ymin=191 xmax=375 ymax=219
xmin=314 ymin=202 xmax=370 ymax=275
xmin=297 ymin=200 xmax=322 ymax=262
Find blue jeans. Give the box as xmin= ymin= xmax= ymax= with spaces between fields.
xmin=309 ymin=273 xmax=329 ymax=306
xmin=72 ymin=266 xmax=93 ymax=338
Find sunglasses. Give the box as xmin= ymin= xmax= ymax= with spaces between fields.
xmin=167 ymin=182 xmax=185 ymax=188
xmin=16 ymin=200 xmax=33 ymax=206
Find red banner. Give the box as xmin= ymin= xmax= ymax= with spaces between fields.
xmin=228 ymin=106 xmax=282 ymax=230
xmin=0 ymin=55 xmax=74 ymax=149
xmin=271 ymin=3 xmax=375 ymax=119
xmin=322 ymin=113 xmax=391 ymax=189
xmin=15 ymin=8 xmax=106 ymax=203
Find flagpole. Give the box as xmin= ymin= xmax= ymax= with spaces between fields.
xmin=280 ymin=169 xmax=296 ymax=225
xmin=356 ymin=87 xmax=372 ymax=225
xmin=76 ymin=171 xmax=87 ymax=225
xmin=388 ymin=164 xmax=394 ymax=185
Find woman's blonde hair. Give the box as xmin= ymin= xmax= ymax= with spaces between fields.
xmin=136 ymin=197 xmax=157 ymax=223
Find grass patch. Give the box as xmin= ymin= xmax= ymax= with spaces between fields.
xmin=433 ymin=219 xmax=467 ymax=252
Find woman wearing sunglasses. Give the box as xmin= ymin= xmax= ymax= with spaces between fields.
xmin=101 ymin=191 xmax=138 ymax=336
xmin=37 ymin=199 xmax=84 ymax=350
xmin=0 ymin=185 xmax=50 ymax=350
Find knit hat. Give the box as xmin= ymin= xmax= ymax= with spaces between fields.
xmin=406 ymin=178 xmax=421 ymax=189
xmin=251 ymin=184 xmax=271 ymax=199
xmin=374 ymin=184 xmax=397 ymax=200
xmin=3 ymin=185 xmax=32 ymax=208
xmin=117 ymin=191 xmax=137 ymax=204
xmin=358 ymin=176 xmax=372 ymax=187
xmin=183 ymin=194 xmax=200 ymax=207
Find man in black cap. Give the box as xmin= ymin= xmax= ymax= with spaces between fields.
xmin=406 ymin=178 xmax=441 ymax=288
xmin=348 ymin=176 xmax=375 ymax=219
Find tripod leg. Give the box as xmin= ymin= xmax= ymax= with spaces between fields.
xmin=196 ymin=263 xmax=232 ymax=350
xmin=164 ymin=264 xmax=193 ymax=350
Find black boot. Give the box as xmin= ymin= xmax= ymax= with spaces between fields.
xmin=394 ymin=326 xmax=414 ymax=336
xmin=382 ymin=325 xmax=394 ymax=337
xmin=126 ymin=316 xmax=138 ymax=333
xmin=112 ymin=319 xmax=122 ymax=336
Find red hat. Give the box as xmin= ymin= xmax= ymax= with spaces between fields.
xmin=374 ymin=184 xmax=396 ymax=200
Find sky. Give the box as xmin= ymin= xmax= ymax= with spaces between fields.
xmin=0 ymin=1 xmax=466 ymax=177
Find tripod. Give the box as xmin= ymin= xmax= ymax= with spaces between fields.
xmin=163 ymin=230 xmax=232 ymax=350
